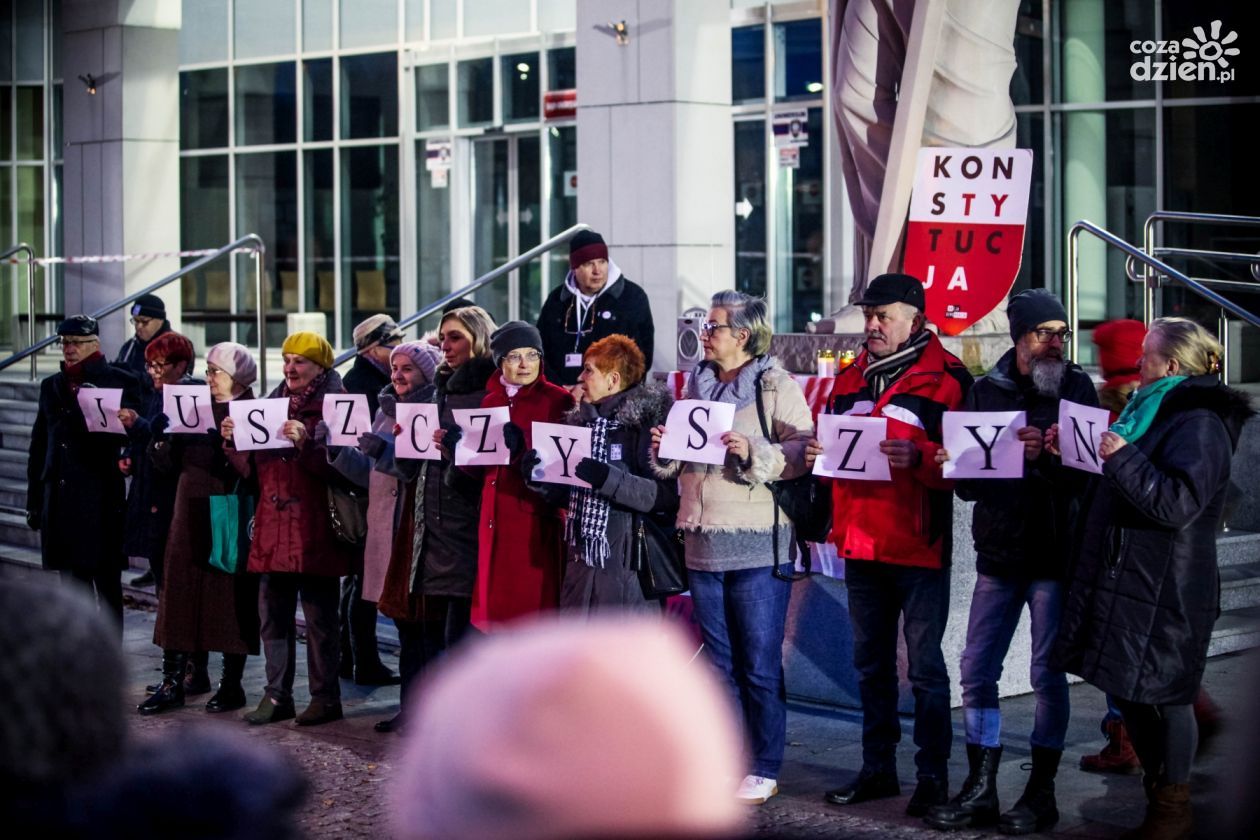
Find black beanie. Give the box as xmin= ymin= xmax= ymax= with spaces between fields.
xmin=569 ymin=230 xmax=608 ymax=270
xmin=130 ymin=293 xmax=166 ymax=320
xmin=1007 ymin=289 xmax=1067 ymax=342
xmin=490 ymin=320 xmax=544 ymax=366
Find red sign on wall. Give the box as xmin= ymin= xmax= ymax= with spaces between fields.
xmin=902 ymin=148 xmax=1033 ymax=336
xmin=544 ymin=89 xmax=577 ymax=120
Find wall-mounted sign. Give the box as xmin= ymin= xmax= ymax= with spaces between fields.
xmin=544 ymin=88 xmax=577 ymax=120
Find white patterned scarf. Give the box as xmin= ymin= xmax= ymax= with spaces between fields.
xmin=565 ymin=415 xmax=620 ymax=567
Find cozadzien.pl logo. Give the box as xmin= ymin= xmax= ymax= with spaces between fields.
xmin=1130 ymin=20 xmax=1240 ymax=83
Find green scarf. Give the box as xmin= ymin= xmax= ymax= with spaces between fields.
xmin=1109 ymin=375 xmax=1186 ymax=442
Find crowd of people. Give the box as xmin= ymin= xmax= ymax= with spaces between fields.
xmin=15 ymin=231 xmax=1255 ymax=840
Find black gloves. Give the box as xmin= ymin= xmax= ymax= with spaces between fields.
xmin=25 ymin=510 xmax=39 ymax=531
xmin=520 ymin=449 xmax=542 ymax=484
xmin=574 ymin=457 xmax=610 ymax=489
xmin=150 ymin=413 xmax=169 ymax=438
xmin=440 ymin=423 xmax=462 ymax=461
xmin=358 ymin=432 xmax=387 ymax=460
xmin=502 ymin=421 xmax=525 ymax=459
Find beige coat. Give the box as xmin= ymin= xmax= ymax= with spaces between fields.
xmin=651 ymin=364 xmax=813 ymax=532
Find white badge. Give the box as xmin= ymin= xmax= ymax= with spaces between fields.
xmin=565 ymin=353 xmax=583 ymax=368
xmin=609 ymin=443 xmax=623 ymax=462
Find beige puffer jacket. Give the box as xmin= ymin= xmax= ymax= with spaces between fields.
xmin=651 ymin=363 xmax=813 ymax=532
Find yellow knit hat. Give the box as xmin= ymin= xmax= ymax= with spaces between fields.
xmin=281 ymin=331 xmax=334 ymax=369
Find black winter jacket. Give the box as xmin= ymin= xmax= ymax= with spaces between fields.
xmin=955 ymin=349 xmax=1099 ymax=580
xmin=537 ymin=268 xmax=655 ymax=386
xmin=343 ymin=353 xmax=392 ymax=417
xmin=1053 ymin=376 xmax=1254 ymax=704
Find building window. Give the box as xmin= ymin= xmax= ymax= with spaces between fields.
xmin=457 ymin=57 xmax=495 ymax=127
xmin=235 ymin=62 xmax=297 ymax=146
xmin=732 ymin=26 xmax=764 ymax=103
xmin=415 ymin=63 xmax=450 ymax=131
xmin=180 ymin=69 xmax=230 ymax=150
xmin=502 ymin=52 xmax=540 ymax=123
xmin=341 ymin=52 xmax=399 ymax=139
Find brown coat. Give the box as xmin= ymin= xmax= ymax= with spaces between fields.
xmin=152 ymin=397 xmax=260 ymax=655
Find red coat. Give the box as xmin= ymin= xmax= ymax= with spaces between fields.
xmin=824 ymin=332 xmax=972 ymax=569
xmin=225 ymin=371 xmax=358 ymax=577
xmin=472 ymin=373 xmax=575 ymax=629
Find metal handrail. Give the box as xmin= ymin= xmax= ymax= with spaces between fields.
xmin=0 ymin=234 xmax=268 ymax=389
xmin=1 ymin=243 xmax=37 ymax=380
xmin=1140 ymin=211 xmax=1260 ymax=325
xmin=330 ymin=223 xmax=591 ymax=369
xmin=1067 ymin=220 xmax=1260 ymax=362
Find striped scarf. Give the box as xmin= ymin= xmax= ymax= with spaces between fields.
xmin=566 ymin=416 xmax=620 ymax=567
xmin=863 ymin=329 xmax=931 ymax=398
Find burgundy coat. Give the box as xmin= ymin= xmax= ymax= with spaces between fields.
xmin=225 ymin=370 xmax=357 ymax=577
xmin=472 ymin=373 xmax=575 ymax=629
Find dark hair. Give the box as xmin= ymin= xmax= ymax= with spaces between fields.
xmin=585 ymin=334 xmax=646 ymax=387
xmin=144 ymin=331 xmax=195 ymax=366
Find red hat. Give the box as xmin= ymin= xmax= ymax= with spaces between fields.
xmin=1093 ymin=319 xmax=1146 ymax=384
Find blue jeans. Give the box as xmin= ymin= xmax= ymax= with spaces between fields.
xmin=846 ymin=560 xmax=952 ymax=779
xmin=960 ymin=573 xmax=1069 ymax=750
xmin=689 ymin=566 xmax=791 ymax=779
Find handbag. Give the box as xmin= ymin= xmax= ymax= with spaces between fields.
xmin=753 ymin=371 xmax=829 ymax=581
xmin=632 ymin=511 xmax=688 ymax=599
xmin=208 ymin=491 xmax=255 ymax=574
xmin=327 ymin=482 xmax=369 ymax=546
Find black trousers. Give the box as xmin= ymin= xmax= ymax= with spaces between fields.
xmin=395 ymin=595 xmax=472 ymax=709
xmin=61 ymin=567 xmax=123 ymax=635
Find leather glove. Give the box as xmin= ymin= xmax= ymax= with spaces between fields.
xmin=313 ymin=420 xmax=331 ymax=444
xmin=520 ymin=449 xmax=542 ymax=484
xmin=440 ymin=423 xmax=463 ymax=461
xmin=25 ymin=510 xmax=39 ymax=531
xmin=503 ymin=421 xmax=525 ymax=459
xmin=151 ymin=413 xmax=169 ymax=437
xmin=358 ymin=432 xmax=387 ymax=460
xmin=574 ymin=457 xmax=611 ymax=488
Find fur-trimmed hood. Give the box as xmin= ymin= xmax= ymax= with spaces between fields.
xmin=564 ymin=381 xmax=672 ymax=429
xmin=1155 ymin=375 xmax=1255 ymax=448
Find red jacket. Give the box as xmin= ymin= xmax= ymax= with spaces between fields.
xmin=824 ymin=332 xmax=972 ymax=569
xmin=473 ymin=373 xmax=575 ymax=629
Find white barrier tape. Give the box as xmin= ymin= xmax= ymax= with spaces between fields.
xmin=1 ymin=247 xmax=258 ymax=266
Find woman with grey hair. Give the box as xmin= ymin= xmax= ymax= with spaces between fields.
xmin=649 ymin=289 xmax=813 ymax=805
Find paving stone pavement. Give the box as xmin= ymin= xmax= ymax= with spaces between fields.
xmin=109 ymin=596 xmax=1255 ymax=839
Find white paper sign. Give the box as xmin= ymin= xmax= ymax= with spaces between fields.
xmin=452 ymin=406 xmax=512 ymax=466
xmin=76 ymin=388 xmax=125 ymax=434
xmin=531 ymin=421 xmax=591 ymax=487
xmin=1058 ymin=400 xmax=1111 ymax=475
xmin=942 ymin=410 xmax=1027 ymax=479
xmin=395 ymin=403 xmax=441 ymax=460
xmin=162 ymin=385 xmax=214 ymax=433
xmin=658 ymin=400 xmax=737 ymax=466
xmin=322 ymin=394 xmax=372 ymax=447
xmin=228 ymin=398 xmax=294 ymax=451
xmin=812 ymin=415 xmax=890 ymax=481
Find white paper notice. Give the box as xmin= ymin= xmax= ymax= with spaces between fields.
xmin=322 ymin=394 xmax=372 ymax=447
xmin=162 ymin=385 xmax=215 ymax=433
xmin=658 ymin=400 xmax=737 ymax=466
xmin=228 ymin=398 xmax=294 ymax=451
xmin=1058 ymin=400 xmax=1111 ymax=475
xmin=76 ymin=388 xmax=125 ymax=434
xmin=812 ymin=415 xmax=890 ymax=481
xmin=394 ymin=403 xmax=441 ymax=460
xmin=531 ymin=421 xmax=591 ymax=487
xmin=942 ymin=410 xmax=1026 ymax=479
xmin=452 ymin=406 xmax=512 ymax=466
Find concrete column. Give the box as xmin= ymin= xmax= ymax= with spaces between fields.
xmin=576 ymin=0 xmax=734 ymax=370
xmin=61 ymin=1 xmax=180 ymax=355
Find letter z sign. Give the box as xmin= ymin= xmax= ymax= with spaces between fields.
xmin=451 ymin=406 xmax=512 ymax=466
xmin=812 ymin=415 xmax=890 ymax=481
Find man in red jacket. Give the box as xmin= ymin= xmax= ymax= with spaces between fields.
xmin=806 ymin=273 xmax=972 ymax=817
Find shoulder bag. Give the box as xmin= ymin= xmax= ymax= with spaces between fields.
xmin=632 ymin=510 xmax=687 ymax=599
xmin=208 ymin=483 xmax=255 ymax=574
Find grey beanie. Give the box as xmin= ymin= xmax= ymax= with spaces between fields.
xmin=1007 ymin=289 xmax=1068 ymax=343
xmin=489 ymin=320 xmax=544 ymax=366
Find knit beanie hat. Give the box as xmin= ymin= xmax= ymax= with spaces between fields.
xmin=130 ymin=293 xmax=166 ymax=321
xmin=206 ymin=341 xmax=258 ymax=387
xmin=281 ymin=331 xmax=334 ymax=369
xmin=489 ymin=320 xmax=544 ymax=366
xmin=1093 ymin=318 xmax=1146 ymax=384
xmin=0 ymin=578 xmax=126 ymax=787
xmin=1007 ymin=289 xmax=1068 ymax=343
xmin=568 ymin=230 xmax=608 ymax=270
xmin=390 ymin=617 xmax=745 ymax=840
xmin=390 ymin=340 xmax=442 ymax=385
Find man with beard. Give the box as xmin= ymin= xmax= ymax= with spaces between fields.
xmin=808 ymin=274 xmax=972 ymax=818
xmin=923 ymin=289 xmax=1098 ymax=835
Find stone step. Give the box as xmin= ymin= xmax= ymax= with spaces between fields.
xmin=0 ymin=510 xmax=40 ymax=549
xmin=1208 ymin=605 xmax=1260 ymax=656
xmin=0 ymin=398 xmax=38 ymax=426
xmin=0 ymin=422 xmax=32 ymax=452
xmin=0 ymin=478 xmax=27 ymax=511
xmin=1217 ymin=529 xmax=1260 ymax=568
xmin=0 ymin=381 xmax=43 ymax=402
xmin=0 ymin=541 xmax=41 ymax=568
xmin=0 ymin=450 xmax=27 ymax=481
xmin=1220 ymin=560 xmax=1260 ymax=611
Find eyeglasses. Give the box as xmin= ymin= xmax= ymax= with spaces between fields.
xmin=130 ymin=316 xmax=156 ymax=327
xmin=145 ymin=360 xmax=174 ymax=372
xmin=1031 ymin=328 xmax=1072 ymax=344
xmin=57 ymin=337 xmax=98 ymax=347
xmin=206 ymin=365 xmax=230 ymax=377
xmin=700 ymin=322 xmax=734 ymax=336
xmin=504 ymin=351 xmax=542 ymax=365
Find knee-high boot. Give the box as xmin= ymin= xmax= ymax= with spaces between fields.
xmin=205 ymin=653 xmax=248 ymax=713
xmin=138 ymin=650 xmax=187 ymax=715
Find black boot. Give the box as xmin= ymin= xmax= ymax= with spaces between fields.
xmin=205 ymin=653 xmax=248 ymax=713
xmin=185 ymin=650 xmax=212 ymax=695
xmin=138 ymin=650 xmax=187 ymax=715
xmin=924 ymin=744 xmax=1002 ymax=830
xmin=999 ymin=746 xmax=1061 ymax=835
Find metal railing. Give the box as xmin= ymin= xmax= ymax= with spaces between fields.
xmin=1067 ymin=220 xmax=1260 ymax=376
xmin=0 ymin=235 xmax=268 ymax=388
xmin=330 ymin=223 xmax=591 ymax=369
xmin=1 ymin=242 xmax=37 ymax=380
xmin=1136 ymin=211 xmax=1260 ymax=326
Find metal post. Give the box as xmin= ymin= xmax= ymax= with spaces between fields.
xmin=1219 ymin=308 xmax=1230 ymax=386
xmin=25 ymin=253 xmax=36 ymax=381
xmin=254 ymin=250 xmax=267 ymax=394
xmin=1067 ymin=227 xmax=1079 ymax=361
xmin=1143 ymin=215 xmax=1156 ymax=327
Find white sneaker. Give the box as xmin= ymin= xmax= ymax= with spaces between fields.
xmin=735 ymin=774 xmax=779 ymax=804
